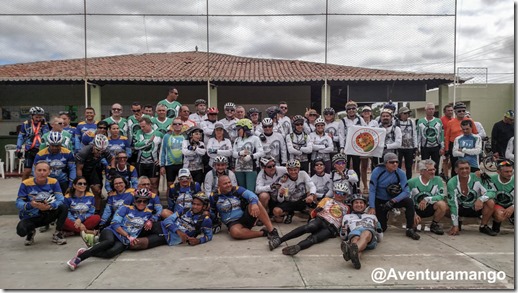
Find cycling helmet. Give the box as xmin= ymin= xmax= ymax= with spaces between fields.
xmin=207 ymin=107 xmax=219 ymax=114
xmin=314 ymin=117 xmax=326 ymax=125
xmin=236 ymin=118 xmax=253 ymax=131
xmin=213 ymin=155 xmax=229 ymax=165
xmin=380 ymin=108 xmax=393 ymax=116
xmin=453 ymin=102 xmax=467 ymax=110
xmin=286 ymin=159 xmax=301 ymax=169
xmin=134 ymin=188 xmax=151 ymax=200
xmin=187 ymin=126 xmax=203 ymax=138
xmin=383 ymin=100 xmax=396 ymax=112
xmin=93 ymin=134 xmax=109 ymax=150
xmin=261 ymin=118 xmax=274 ymax=127
xmin=332 ymin=153 xmax=347 ymax=165
xmin=265 ymin=106 xmax=281 ymax=119
xmin=260 ymin=156 xmax=275 ymax=167
xmin=47 ymin=131 xmax=63 ymax=146
xmin=33 ymin=191 xmax=56 ymax=205
xmin=345 ymin=101 xmax=358 ymax=108
xmin=178 ymin=168 xmax=191 ymax=179
xmin=194 ymin=99 xmax=207 ymax=106
xmin=349 ymin=193 xmax=368 ymax=204
xmin=504 ymin=110 xmax=515 ymax=119
xmin=292 ymin=115 xmax=305 ymax=124
xmin=224 ymin=102 xmax=236 ymax=109
xmin=213 ymin=122 xmax=225 ymax=130
xmin=247 ymin=107 xmax=260 ymax=116
xmin=192 ymin=191 xmax=209 ymax=206
xmin=334 ymin=182 xmax=350 ymax=195
xmin=323 ymin=107 xmax=335 ymax=115
xmin=386 ymin=184 xmax=403 ymax=197
xmin=29 ymin=106 xmax=45 ymax=115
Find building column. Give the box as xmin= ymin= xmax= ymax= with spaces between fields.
xmin=438 ymin=83 xmax=450 ymax=114
xmin=89 ymin=84 xmax=102 ymax=121
xmin=208 ymin=84 xmax=218 ymax=109
xmin=321 ymin=83 xmax=331 ymax=111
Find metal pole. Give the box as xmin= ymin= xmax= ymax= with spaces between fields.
xmin=324 ymin=0 xmax=329 ymax=109
xmin=206 ymin=0 xmax=211 ymax=107
xmin=453 ymin=0 xmax=457 ymax=105
xmin=83 ymin=0 xmax=88 ymax=108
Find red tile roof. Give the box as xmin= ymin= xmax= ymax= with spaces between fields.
xmin=0 ymin=51 xmax=454 ymax=84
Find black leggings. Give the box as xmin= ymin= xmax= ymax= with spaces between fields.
xmin=398 ymin=148 xmax=415 ymax=180
xmin=280 ymin=217 xmax=336 ymax=250
xmin=78 ymin=229 xmax=127 ymax=261
xmin=16 ymin=204 xmax=68 ymax=237
xmin=131 ymin=222 xmax=167 ymax=250
xmin=375 ymin=197 xmax=415 ymax=232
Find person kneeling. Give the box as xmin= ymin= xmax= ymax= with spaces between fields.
xmin=268 ymin=183 xmax=350 ymax=255
xmin=340 ymin=194 xmax=383 ymax=270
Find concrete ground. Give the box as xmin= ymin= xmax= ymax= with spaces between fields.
xmin=0 ymin=175 xmax=515 ymax=289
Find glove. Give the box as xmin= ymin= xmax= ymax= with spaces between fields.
xmin=480 ymin=172 xmax=491 ymax=181
xmin=382 ymin=200 xmax=395 ymax=212
xmin=259 ymin=134 xmax=267 ymax=142
xmin=16 ymin=151 xmax=23 ymax=159
xmin=270 ymin=183 xmax=281 ymax=190
xmin=243 ymin=155 xmax=252 ymax=162
xmin=187 ymin=145 xmax=195 ymax=151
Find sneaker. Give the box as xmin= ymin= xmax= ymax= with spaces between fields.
xmin=282 ymin=245 xmax=301 ymax=256
xmin=430 ymin=222 xmax=444 ymax=235
xmin=458 ymin=220 xmax=463 ymax=231
xmin=340 ymin=241 xmax=350 ymax=262
xmin=81 ymin=231 xmax=95 ymax=248
xmin=267 ymin=228 xmax=280 ymax=240
xmin=93 ymin=235 xmax=100 ymax=246
xmin=284 ymin=214 xmax=293 ymax=224
xmin=67 ymin=257 xmax=81 ymax=271
xmin=391 ymin=208 xmax=401 ymax=217
xmin=479 ymin=225 xmax=497 ymax=236
xmin=349 ymin=243 xmax=361 ymax=269
xmin=76 ymin=247 xmax=87 ymax=257
xmin=491 ymin=222 xmax=501 ymax=233
xmin=406 ymin=228 xmax=420 ymax=240
xmin=24 ymin=229 xmax=36 ymax=246
xmin=39 ymin=225 xmax=50 ymax=233
xmin=268 ymin=236 xmax=282 ymax=251
xmin=52 ymin=231 xmax=67 ymax=245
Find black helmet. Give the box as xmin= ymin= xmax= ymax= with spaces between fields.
xmin=266 ymin=106 xmax=281 ymax=119
xmin=194 ymin=99 xmax=207 ymax=106
xmin=453 ymin=102 xmax=467 ymax=110
xmin=192 ymin=191 xmax=209 ymax=206
xmin=187 ymin=126 xmax=204 ymax=138
xmin=332 ymin=153 xmax=347 ymax=165
xmin=349 ymin=193 xmax=368 ymax=204
xmin=386 ymin=184 xmax=402 ymax=197
xmin=247 ymin=107 xmax=260 ymax=116
xmin=323 ymin=107 xmax=335 ymax=115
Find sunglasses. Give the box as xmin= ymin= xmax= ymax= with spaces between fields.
xmin=346 ymin=107 xmax=357 ymax=111
xmin=172 ymin=123 xmax=183 ymax=126
xmin=456 ymin=109 xmax=466 ymax=113
xmin=76 ymin=182 xmax=87 ymax=186
xmin=324 ymin=113 xmax=334 ymax=115
xmin=334 ymin=161 xmax=346 ymax=165
xmin=97 ymin=127 xmax=107 ymax=130
xmin=140 ymin=183 xmax=151 ymax=186
xmin=132 ymin=109 xmax=141 ymax=113
xmin=280 ymin=106 xmax=288 ymax=109
xmin=265 ymin=165 xmax=275 ymax=169
xmin=58 ymin=111 xmax=69 ymax=115
xmin=314 ymin=163 xmax=324 ymax=166
xmin=225 ymin=109 xmax=235 ymax=112
xmin=263 ymin=125 xmax=273 ymax=128
xmin=294 ymin=123 xmax=303 ymax=126
xmin=335 ymin=191 xmax=347 ymax=196
xmin=309 ymin=114 xmax=318 ymax=116
xmin=387 ymin=160 xmax=399 ymax=164
xmin=112 ymin=108 xmax=122 ymax=111
xmin=171 ymin=92 xmax=179 ymax=95
xmin=135 ymin=199 xmax=149 ymax=204
xmin=118 ymin=156 xmax=128 ymax=159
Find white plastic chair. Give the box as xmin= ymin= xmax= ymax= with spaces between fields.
xmin=18 ymin=157 xmax=25 ymax=173
xmin=5 ymin=144 xmax=17 ymax=173
xmin=0 ymin=159 xmax=5 ymax=179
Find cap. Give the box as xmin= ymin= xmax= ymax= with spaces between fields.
xmin=398 ymin=107 xmax=410 ymax=114
xmin=178 ymin=168 xmax=191 ymax=179
xmin=383 ymin=152 xmax=398 ymax=163
xmin=362 ymin=106 xmax=372 ymax=112
xmin=381 ymin=108 xmax=393 ymax=116
xmin=307 ymin=109 xmax=318 ymax=116
xmin=214 ymin=122 xmax=225 ymax=129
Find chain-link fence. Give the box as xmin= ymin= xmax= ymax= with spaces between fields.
xmin=0 ymin=0 xmax=456 ymax=78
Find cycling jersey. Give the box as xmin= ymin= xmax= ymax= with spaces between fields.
xmin=64 ymin=192 xmax=96 ymax=222
xmin=407 ymin=176 xmax=445 ymax=209
xmin=16 ymin=177 xmax=64 ymax=220
xmin=33 ymin=147 xmax=76 ymax=187
xmin=106 ymin=204 xmax=153 ymax=245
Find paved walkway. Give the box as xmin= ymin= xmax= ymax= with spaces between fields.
xmin=0 ymin=172 xmax=515 ymax=289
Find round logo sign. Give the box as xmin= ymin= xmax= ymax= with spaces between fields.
xmin=351 ymin=128 xmax=380 ymax=155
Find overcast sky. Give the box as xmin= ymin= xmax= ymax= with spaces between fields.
xmin=0 ymin=0 xmax=514 ymax=83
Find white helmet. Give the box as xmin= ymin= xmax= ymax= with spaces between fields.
xmin=29 ymin=106 xmax=45 ymax=115
xmin=47 ymin=131 xmax=63 ymax=146
xmin=334 ymin=182 xmax=350 ymax=195
xmin=93 ymin=134 xmax=109 ymax=150
xmin=314 ymin=117 xmax=326 ymax=125
xmin=260 ymin=156 xmax=275 ymax=167
xmin=224 ymin=102 xmax=236 ymax=109
xmin=213 ymin=156 xmax=229 ymax=165
xmin=261 ymin=118 xmax=274 ymax=126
